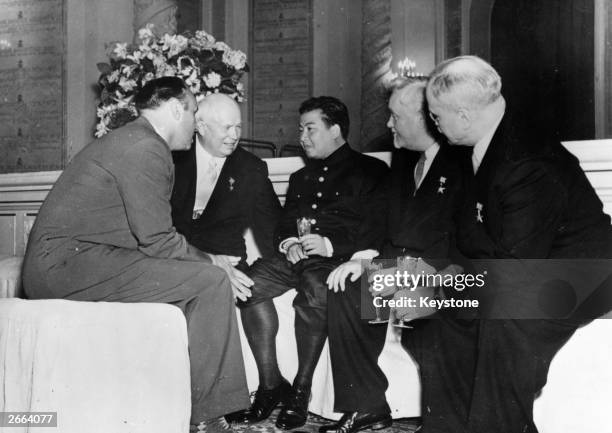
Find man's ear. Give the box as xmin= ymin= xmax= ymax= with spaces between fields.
xmin=195 ymin=119 xmax=206 ymax=136
xmin=330 ymin=123 xmax=341 ymax=139
xmin=457 ymin=108 xmax=471 ymax=130
xmin=170 ymin=98 xmax=183 ymax=120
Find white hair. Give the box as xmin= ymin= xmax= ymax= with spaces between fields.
xmin=427 ymin=55 xmax=502 ymax=109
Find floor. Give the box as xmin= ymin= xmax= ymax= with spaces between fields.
xmin=232 ymin=409 xmax=421 ymax=433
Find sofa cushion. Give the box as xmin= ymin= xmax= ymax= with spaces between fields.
xmin=0 ymin=298 xmax=191 ymax=433
xmin=0 ymin=255 xmax=23 ymax=298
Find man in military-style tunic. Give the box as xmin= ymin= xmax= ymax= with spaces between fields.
xmin=227 ymin=96 xmax=389 ymax=430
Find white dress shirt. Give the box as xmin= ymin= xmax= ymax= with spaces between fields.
xmin=193 ymin=136 xmax=227 ymax=217
xmin=415 ymin=142 xmax=440 ymax=190
xmin=472 ymin=111 xmax=505 ymax=174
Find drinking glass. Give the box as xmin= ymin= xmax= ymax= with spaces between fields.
xmin=392 ymin=256 xmax=418 ymax=329
xmin=365 ymin=261 xmax=388 ymax=324
xmin=296 ymin=217 xmax=312 ymax=237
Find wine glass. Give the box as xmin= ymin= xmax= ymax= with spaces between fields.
xmin=392 ymin=256 xmax=418 ymax=329
xmin=365 ymin=261 xmax=388 ymax=325
xmin=296 ymin=217 xmax=312 ymax=237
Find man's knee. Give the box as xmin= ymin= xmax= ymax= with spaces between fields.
xmin=192 ymin=265 xmax=233 ymax=303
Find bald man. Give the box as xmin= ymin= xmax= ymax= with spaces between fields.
xmin=171 ymin=93 xmax=282 ymax=276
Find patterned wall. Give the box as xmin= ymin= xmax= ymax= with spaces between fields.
xmin=360 ymin=0 xmax=393 ymax=152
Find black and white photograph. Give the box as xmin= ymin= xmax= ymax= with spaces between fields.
xmin=1 ymin=1 xmax=611 ymax=432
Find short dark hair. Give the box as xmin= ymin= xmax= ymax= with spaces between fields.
xmin=299 ymin=96 xmax=350 ymax=140
xmin=134 ymin=77 xmax=190 ymax=110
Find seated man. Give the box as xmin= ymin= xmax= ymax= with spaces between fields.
xmin=422 ymin=55 xmax=612 ymax=433
xmin=22 ymin=77 xmax=251 ymax=433
xmin=324 ymin=77 xmax=471 ymax=433
xmin=171 ymin=93 xmax=282 ymax=272
xmin=228 ymin=96 xmax=389 ymax=430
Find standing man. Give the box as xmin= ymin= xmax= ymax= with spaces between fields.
xmin=227 ymin=96 xmax=389 ymax=430
xmin=22 ymin=77 xmax=251 ymax=433
xmin=171 ymin=93 xmax=282 ymax=271
xmin=322 ymin=77 xmax=471 ymax=433
xmin=425 ymin=55 xmax=612 ymax=433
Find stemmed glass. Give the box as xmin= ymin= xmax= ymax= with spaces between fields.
xmin=296 ymin=217 xmax=311 ymax=237
xmin=392 ymin=256 xmax=418 ymax=329
xmin=365 ymin=261 xmax=388 ymax=324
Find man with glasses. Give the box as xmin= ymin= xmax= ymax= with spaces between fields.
xmin=321 ymin=77 xmax=471 ymax=433
xmin=424 ymin=55 xmax=612 ymax=433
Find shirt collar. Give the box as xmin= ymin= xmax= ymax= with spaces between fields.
xmin=472 ymin=110 xmax=504 ymax=173
xmin=195 ymin=135 xmax=227 ymax=170
xmin=422 ymin=141 xmax=440 ymax=160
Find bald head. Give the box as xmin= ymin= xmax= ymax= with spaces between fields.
xmin=196 ymin=93 xmax=242 ymax=157
xmin=427 ymin=55 xmax=501 ymax=110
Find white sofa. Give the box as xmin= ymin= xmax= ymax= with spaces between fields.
xmin=1 ymin=141 xmax=612 ymax=432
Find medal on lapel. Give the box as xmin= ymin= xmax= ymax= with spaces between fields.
xmin=229 ymin=177 xmax=235 ymax=191
xmin=476 ymin=202 xmax=484 ymax=223
xmin=437 ymin=176 xmax=446 ymax=194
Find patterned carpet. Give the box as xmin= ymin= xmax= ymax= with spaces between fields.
xmin=231 ymin=409 xmax=421 ymax=433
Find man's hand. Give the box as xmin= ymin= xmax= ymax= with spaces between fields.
xmin=299 ymin=234 xmax=329 ymax=257
xmin=392 ymin=287 xmax=437 ymax=322
xmin=286 ymin=242 xmax=308 ymax=264
xmin=327 ymin=259 xmax=363 ymax=292
xmin=368 ymin=266 xmax=399 ymax=297
xmin=210 ymin=254 xmax=254 ymax=301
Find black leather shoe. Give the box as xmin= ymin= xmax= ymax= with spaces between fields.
xmin=275 ymin=385 xmax=311 ymax=430
xmin=318 ymin=411 xmax=392 ymax=433
xmin=225 ymin=379 xmax=291 ymax=424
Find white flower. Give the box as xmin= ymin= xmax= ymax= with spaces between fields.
xmin=127 ymin=50 xmax=143 ymax=63
xmin=236 ymin=82 xmax=244 ymax=92
xmin=223 ymin=49 xmax=247 ymax=70
xmin=162 ymin=34 xmax=188 ymax=57
xmin=213 ymin=41 xmax=231 ymax=52
xmin=203 ymin=72 xmax=221 ymax=88
xmin=195 ymin=30 xmax=215 ymax=46
xmin=138 ymin=24 xmax=155 ymax=42
xmin=113 ymin=42 xmax=128 ymax=59
xmin=95 ymin=121 xmax=110 ymax=137
xmin=107 ymin=70 xmax=120 ymax=83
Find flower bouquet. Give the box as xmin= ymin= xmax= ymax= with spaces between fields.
xmin=95 ymin=24 xmax=248 ymax=137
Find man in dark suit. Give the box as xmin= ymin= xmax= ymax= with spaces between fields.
xmin=22 ymin=78 xmax=251 ymax=433
xmin=321 ymin=78 xmax=471 ymax=433
xmin=171 ymin=93 xmax=282 ymax=272
xmin=227 ymin=96 xmax=389 ymax=430
xmin=424 ymin=55 xmax=612 ymax=433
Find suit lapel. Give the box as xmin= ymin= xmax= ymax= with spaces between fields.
xmin=201 ymin=150 xmax=238 ymax=214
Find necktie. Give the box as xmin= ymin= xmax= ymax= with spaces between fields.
xmin=414 ymin=153 xmax=426 ymax=190
xmin=193 ymin=158 xmax=218 ymax=219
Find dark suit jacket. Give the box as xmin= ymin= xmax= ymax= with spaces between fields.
xmin=171 ymin=144 xmax=282 ymax=262
xmin=277 ymin=143 xmax=389 ymax=258
xmin=384 ymin=145 xmax=472 ymax=266
xmin=458 ymin=118 xmax=612 ymax=260
xmin=457 ymin=118 xmax=612 ymax=316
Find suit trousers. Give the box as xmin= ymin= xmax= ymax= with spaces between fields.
xmin=24 ymin=243 xmax=250 ymax=423
xmin=242 ymin=254 xmax=344 ymax=336
xmin=403 ymin=316 xmax=579 ymax=433
xmin=327 ymin=277 xmax=390 ymax=413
